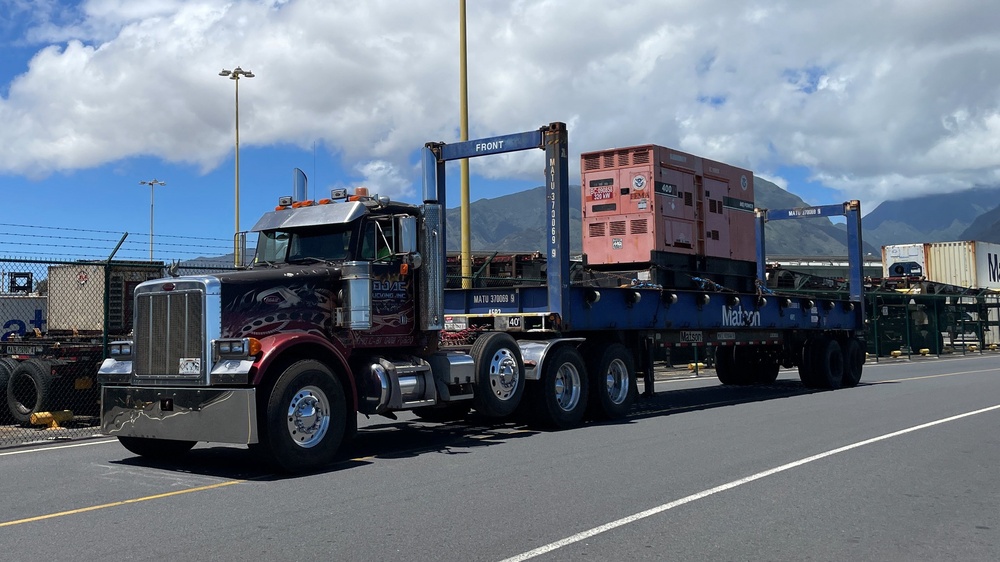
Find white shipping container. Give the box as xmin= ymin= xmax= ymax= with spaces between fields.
xmin=883 ymin=241 xmax=1000 ymax=290
xmin=0 ymin=295 xmax=48 ymax=339
xmin=47 ymin=263 xmax=164 ymax=333
xmin=48 ymin=264 xmax=107 ymax=332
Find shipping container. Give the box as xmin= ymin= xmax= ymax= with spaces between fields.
xmin=47 ymin=263 xmax=163 ymax=334
xmin=882 ymin=241 xmax=1000 ymax=291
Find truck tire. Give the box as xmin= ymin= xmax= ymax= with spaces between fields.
xmin=118 ymin=436 xmax=196 ymax=460
xmin=7 ymin=359 xmax=54 ymax=425
xmin=747 ymin=348 xmax=780 ymax=384
xmin=842 ymin=338 xmax=865 ymax=387
xmin=470 ymin=332 xmax=525 ymax=418
xmin=797 ymin=338 xmax=817 ymax=387
xmin=530 ymin=345 xmax=589 ymax=429
xmin=586 ymin=342 xmax=637 ymax=420
xmin=717 ymin=347 xmax=754 ymax=385
xmin=0 ymin=358 xmax=19 ymax=423
xmin=257 ymin=359 xmax=347 ymax=473
xmin=715 ymin=346 xmax=739 ymax=384
xmin=809 ymin=337 xmax=844 ymax=389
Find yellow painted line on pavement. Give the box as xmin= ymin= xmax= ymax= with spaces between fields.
xmin=0 ymin=479 xmax=244 ymax=528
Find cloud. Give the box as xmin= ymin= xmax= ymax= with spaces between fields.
xmin=0 ymin=0 xmax=999 ymax=207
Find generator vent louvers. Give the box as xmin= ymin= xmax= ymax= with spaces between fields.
xmin=631 ymin=219 xmax=648 ymax=234
xmin=609 ymin=221 xmax=627 ymax=236
xmin=588 ymin=223 xmax=607 ymax=237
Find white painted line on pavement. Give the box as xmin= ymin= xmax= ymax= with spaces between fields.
xmin=499 ymin=402 xmax=1000 ymax=562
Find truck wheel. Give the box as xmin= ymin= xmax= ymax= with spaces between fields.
xmin=748 ymin=348 xmax=780 ymax=384
xmin=531 ymin=345 xmax=589 ymax=429
xmin=470 ymin=332 xmax=525 ymax=418
xmin=586 ymin=343 xmax=636 ymax=420
xmin=809 ymin=337 xmax=844 ymax=389
xmin=715 ymin=347 xmax=741 ymax=385
xmin=752 ymin=357 xmax=781 ymax=384
xmin=118 ymin=436 xmax=196 ymax=460
xmin=258 ymin=360 xmax=347 ymax=473
xmin=797 ymin=338 xmax=817 ymax=387
xmin=842 ymin=338 xmax=865 ymax=387
xmin=0 ymin=358 xmax=19 ymax=423
xmin=412 ymin=403 xmax=470 ymax=423
xmin=6 ymin=359 xmax=54 ymax=425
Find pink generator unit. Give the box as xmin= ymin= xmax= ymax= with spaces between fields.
xmin=580 ymin=145 xmax=757 ymax=291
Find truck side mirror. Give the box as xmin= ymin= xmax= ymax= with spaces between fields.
xmin=397 ymin=216 xmax=417 ymax=254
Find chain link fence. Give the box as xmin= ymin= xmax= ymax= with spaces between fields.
xmin=0 ymin=225 xmax=239 ymax=449
xmin=867 ymin=291 xmax=1000 ymax=358
xmin=764 ymin=266 xmax=1000 ymax=359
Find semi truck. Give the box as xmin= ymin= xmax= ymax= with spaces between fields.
xmin=1 ymin=262 xmax=161 ymax=424
xmin=98 ymin=123 xmax=866 ymax=472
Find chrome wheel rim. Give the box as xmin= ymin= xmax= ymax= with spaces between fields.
xmin=286 ymin=385 xmax=330 ymax=448
xmin=488 ymin=348 xmax=520 ymax=401
xmin=554 ymin=361 xmax=582 ymax=412
xmin=604 ymin=358 xmax=630 ymax=405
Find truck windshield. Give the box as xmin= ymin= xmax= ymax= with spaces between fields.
xmin=254 ymin=227 xmax=353 ymax=265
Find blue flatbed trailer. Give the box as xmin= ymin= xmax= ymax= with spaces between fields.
xmin=430 ymin=122 xmax=863 ymax=354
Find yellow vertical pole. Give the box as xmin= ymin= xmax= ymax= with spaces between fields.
xmin=459 ymin=0 xmax=472 ymax=288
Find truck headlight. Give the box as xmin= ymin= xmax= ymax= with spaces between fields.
xmin=109 ymin=341 xmax=133 ymax=357
xmin=214 ymin=337 xmax=261 ymax=359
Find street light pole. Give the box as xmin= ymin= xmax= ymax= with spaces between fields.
xmin=219 ymin=66 xmax=255 ymax=266
xmin=139 ymin=179 xmax=166 ymax=261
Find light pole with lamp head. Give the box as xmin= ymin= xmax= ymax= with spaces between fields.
xmin=219 ymin=66 xmax=255 ymax=266
xmin=139 ymin=179 xmax=166 ymax=261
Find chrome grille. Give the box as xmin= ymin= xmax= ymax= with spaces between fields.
xmin=135 ymin=290 xmax=204 ymax=377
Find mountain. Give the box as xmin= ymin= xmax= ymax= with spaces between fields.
xmin=861 ymin=186 xmax=1000 ymax=249
xmin=960 ymin=204 xmax=1000 ymax=243
xmin=445 ymin=187 xmax=583 ymax=253
xmin=446 ymin=178 xmax=878 ymax=256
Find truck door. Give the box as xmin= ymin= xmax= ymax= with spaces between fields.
xmin=361 ymin=218 xmax=417 ymax=341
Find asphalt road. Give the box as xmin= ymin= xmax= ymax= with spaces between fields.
xmin=2 ymin=354 xmax=999 ymax=561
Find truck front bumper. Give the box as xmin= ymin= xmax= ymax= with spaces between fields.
xmin=101 ymin=386 xmax=259 ymax=444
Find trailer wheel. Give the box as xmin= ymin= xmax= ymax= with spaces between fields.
xmin=118 ymin=437 xmax=196 ymax=460
xmin=797 ymin=338 xmax=817 ymax=387
xmin=257 ymin=359 xmax=347 ymax=473
xmin=842 ymin=338 xmax=865 ymax=387
xmin=6 ymin=359 xmax=54 ymax=425
xmin=0 ymin=358 xmax=19 ymax=423
xmin=751 ymin=353 xmax=781 ymax=384
xmin=470 ymin=332 xmax=525 ymax=418
xmin=715 ymin=347 xmax=742 ymax=385
xmin=530 ymin=345 xmax=589 ymax=429
xmin=809 ymin=337 xmax=844 ymax=389
xmin=586 ymin=343 xmax=637 ymax=420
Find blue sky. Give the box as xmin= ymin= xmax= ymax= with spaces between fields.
xmin=1 ymin=0 xmax=998 ymax=263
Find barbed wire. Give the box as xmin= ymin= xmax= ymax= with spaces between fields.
xmin=0 ymin=223 xmax=251 ymax=265
xmin=0 ymin=223 xmax=231 ymax=242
